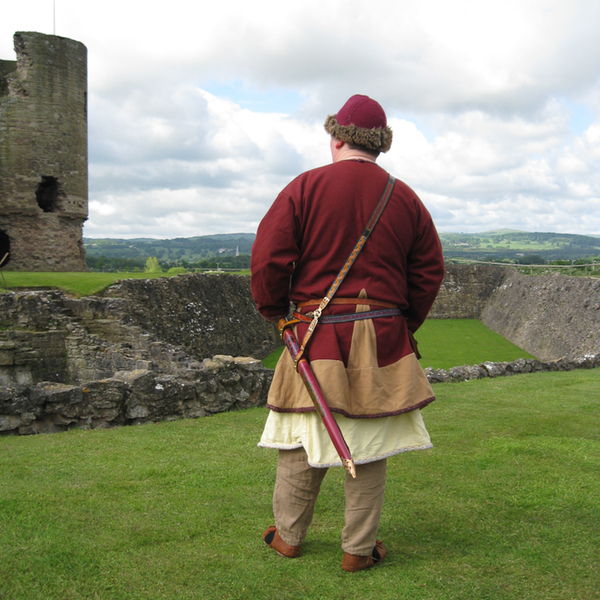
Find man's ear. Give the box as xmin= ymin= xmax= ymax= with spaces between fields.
xmin=335 ymin=140 xmax=344 ymax=149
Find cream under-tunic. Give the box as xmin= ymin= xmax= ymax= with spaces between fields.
xmin=258 ymin=299 xmax=435 ymax=468
xmin=258 ymin=408 xmax=432 ymax=468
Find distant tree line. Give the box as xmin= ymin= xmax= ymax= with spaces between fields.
xmin=86 ymin=256 xmax=145 ymax=271
xmin=439 ymin=231 xmax=600 ymax=261
xmin=85 ymin=231 xmax=600 ymax=271
xmin=477 ymin=254 xmax=600 ymax=265
xmin=84 ymin=233 xmax=256 ymax=263
xmin=88 ymin=252 xmax=599 ymax=272
xmin=87 ymin=254 xmax=251 ymax=272
xmin=160 ymin=254 xmax=251 ymax=270
xmin=449 ymin=255 xmax=600 ymax=267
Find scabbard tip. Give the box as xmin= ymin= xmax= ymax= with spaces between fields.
xmin=343 ymin=459 xmax=357 ymax=479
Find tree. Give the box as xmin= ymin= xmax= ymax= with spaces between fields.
xmin=145 ymin=257 xmax=162 ymax=273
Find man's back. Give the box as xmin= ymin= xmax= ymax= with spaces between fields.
xmin=251 ymin=159 xmax=443 ymax=331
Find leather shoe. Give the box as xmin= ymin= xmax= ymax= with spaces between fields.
xmin=262 ymin=526 xmax=301 ymax=558
xmin=341 ymin=540 xmax=386 ymax=572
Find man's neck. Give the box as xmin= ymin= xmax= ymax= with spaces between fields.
xmin=334 ymin=148 xmax=377 ymax=163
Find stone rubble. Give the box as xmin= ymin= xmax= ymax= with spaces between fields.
xmin=0 ymin=356 xmax=273 ymax=436
xmin=424 ymin=354 xmax=600 ymax=384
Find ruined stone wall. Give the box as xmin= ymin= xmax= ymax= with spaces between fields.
xmin=1 ymin=357 xmax=273 ymax=436
xmin=103 ymin=273 xmax=280 ymax=360
xmin=1 ymin=268 xmax=598 ymax=436
xmin=481 ymin=270 xmax=600 ymax=360
xmin=429 ymin=263 xmax=507 ymax=319
xmin=0 ymin=32 xmax=88 ymax=271
xmin=430 ymin=265 xmax=600 ymax=360
xmin=0 ymin=274 xmax=279 ymax=389
xmin=0 ymin=275 xmax=277 ymax=436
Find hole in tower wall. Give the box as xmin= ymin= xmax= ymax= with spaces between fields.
xmin=0 ymin=229 xmax=10 ymax=267
xmin=36 ymin=176 xmax=62 ymax=213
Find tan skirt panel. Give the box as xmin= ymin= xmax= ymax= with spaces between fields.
xmin=267 ymin=316 xmax=435 ymax=418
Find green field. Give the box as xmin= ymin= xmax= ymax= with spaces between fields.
xmin=264 ymin=319 xmax=536 ymax=370
xmin=439 ymin=230 xmax=600 ymax=261
xmin=415 ymin=318 xmax=536 ymax=369
xmin=1 ymin=369 xmax=598 ymax=600
xmin=0 ymin=270 xmax=251 ymax=297
xmin=0 ymin=271 xmax=171 ymax=296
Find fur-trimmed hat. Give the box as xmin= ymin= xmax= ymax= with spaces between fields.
xmin=324 ymin=94 xmax=393 ymax=153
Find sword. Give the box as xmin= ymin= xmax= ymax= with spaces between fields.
xmin=278 ymin=318 xmax=356 ymax=478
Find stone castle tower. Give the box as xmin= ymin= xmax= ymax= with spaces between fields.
xmin=0 ymin=31 xmax=88 ymax=271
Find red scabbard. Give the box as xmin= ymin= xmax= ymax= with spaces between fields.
xmin=278 ymin=319 xmax=356 ymax=478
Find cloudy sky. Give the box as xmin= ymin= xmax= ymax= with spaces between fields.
xmin=2 ymin=0 xmax=600 ymax=239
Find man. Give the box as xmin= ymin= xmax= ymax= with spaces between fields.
xmin=251 ymin=94 xmax=444 ymax=572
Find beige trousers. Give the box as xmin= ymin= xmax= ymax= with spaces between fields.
xmin=273 ymin=447 xmax=387 ymax=556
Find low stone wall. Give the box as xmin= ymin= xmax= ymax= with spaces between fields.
xmin=425 ymin=354 xmax=600 ymax=384
xmin=4 ymin=352 xmax=598 ymax=436
xmin=0 ymin=355 xmax=273 ymax=436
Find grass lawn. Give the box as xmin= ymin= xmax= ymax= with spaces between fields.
xmin=263 ymin=319 xmax=536 ymax=370
xmin=0 ymin=271 xmax=250 ymax=297
xmin=0 ymin=271 xmax=170 ymax=297
xmin=1 ymin=369 xmax=599 ymax=600
xmin=415 ymin=319 xmax=536 ymax=369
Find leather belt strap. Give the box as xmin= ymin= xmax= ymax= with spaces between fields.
xmin=297 ymin=297 xmax=398 ymax=310
xmin=293 ymin=308 xmax=402 ymax=324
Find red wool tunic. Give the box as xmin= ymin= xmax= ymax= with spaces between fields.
xmin=251 ymin=159 xmax=444 ymax=420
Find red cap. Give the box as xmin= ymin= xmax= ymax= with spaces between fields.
xmin=335 ymin=94 xmax=388 ymax=130
xmin=324 ymin=94 xmax=393 ymax=153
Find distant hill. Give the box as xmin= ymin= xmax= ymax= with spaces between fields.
xmin=84 ymin=230 xmax=600 ymax=264
xmin=84 ymin=233 xmax=256 ymax=263
xmin=439 ymin=231 xmax=600 ymax=261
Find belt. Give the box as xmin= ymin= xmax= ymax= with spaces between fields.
xmin=297 ymin=297 xmax=399 ymax=310
xmin=293 ymin=297 xmax=402 ymax=324
xmin=292 ymin=308 xmax=402 ymax=323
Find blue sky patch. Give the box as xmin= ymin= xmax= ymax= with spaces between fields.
xmin=200 ymin=78 xmax=305 ymax=114
xmin=561 ymin=98 xmax=595 ymax=136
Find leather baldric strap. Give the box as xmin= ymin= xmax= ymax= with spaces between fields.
xmin=286 ymin=174 xmax=396 ymax=371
